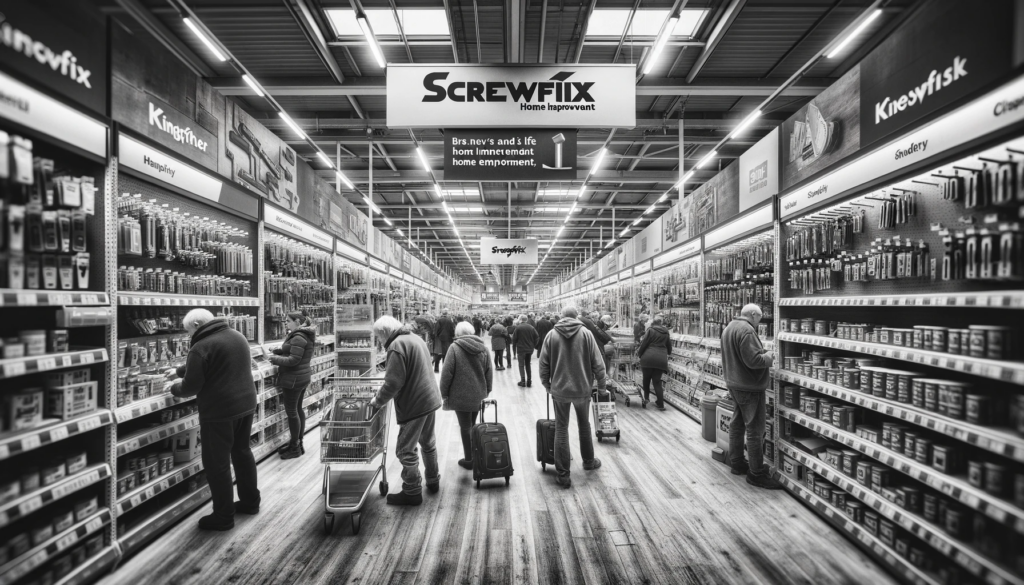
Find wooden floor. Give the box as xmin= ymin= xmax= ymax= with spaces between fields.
xmin=100 ymin=353 xmax=897 ymax=585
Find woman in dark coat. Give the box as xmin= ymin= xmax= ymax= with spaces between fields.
xmin=488 ymin=321 xmax=507 ymax=370
xmin=636 ymin=314 xmax=672 ymax=411
xmin=269 ymin=312 xmax=317 ymax=458
xmin=439 ymin=322 xmax=493 ymax=469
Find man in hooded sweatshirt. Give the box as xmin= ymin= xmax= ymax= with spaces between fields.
xmin=534 ymin=313 xmax=554 ymax=358
xmin=370 ymin=315 xmax=443 ymax=505
xmin=721 ymin=304 xmax=780 ymax=490
xmin=540 ymin=307 xmax=608 ymax=488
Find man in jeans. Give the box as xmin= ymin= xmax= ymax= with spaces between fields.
xmin=370 ymin=315 xmax=443 ymax=505
xmin=540 ymin=307 xmax=608 ymax=488
xmin=511 ymin=314 xmax=538 ymax=387
xmin=721 ymin=304 xmax=781 ymax=490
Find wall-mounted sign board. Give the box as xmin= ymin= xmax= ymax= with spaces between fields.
xmin=264 ymin=202 xmax=333 ymax=250
xmin=0 ymin=71 xmax=107 ymax=160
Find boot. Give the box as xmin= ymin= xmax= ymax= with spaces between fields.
xmin=235 ymin=501 xmax=260 ymax=515
xmin=747 ymin=474 xmax=784 ymax=490
xmin=386 ymin=492 xmax=423 ymax=506
xmin=280 ymin=445 xmax=301 ymax=459
xmin=458 ymin=459 xmax=473 ymax=470
xmin=197 ymin=514 xmax=234 ymax=531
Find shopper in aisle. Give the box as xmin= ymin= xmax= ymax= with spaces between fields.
xmin=439 ymin=322 xmax=493 ymax=470
xmin=167 ymin=309 xmax=259 ymax=530
xmin=472 ymin=315 xmax=483 ymax=337
xmin=268 ymin=312 xmax=317 ymax=459
xmin=633 ymin=313 xmax=649 ymax=344
xmin=511 ymin=314 xmax=539 ymax=387
xmin=535 ymin=313 xmax=553 ymax=358
xmin=505 ymin=317 xmax=517 ymax=367
xmin=636 ymin=314 xmax=671 ymax=411
xmin=489 ymin=320 xmax=507 ymax=370
xmin=527 ymin=313 xmax=536 ymax=327
xmin=539 ymin=307 xmax=608 ymax=488
xmin=432 ymin=309 xmax=456 ymax=373
xmin=721 ymin=304 xmax=780 ymax=490
xmin=370 ymin=315 xmax=442 ymax=505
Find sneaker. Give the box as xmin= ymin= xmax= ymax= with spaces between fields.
xmin=280 ymin=447 xmax=301 ymax=459
xmin=583 ymin=458 xmax=602 ymax=471
xmin=656 ymin=405 xmax=666 ymax=411
xmin=458 ymin=459 xmax=473 ymax=470
xmin=730 ymin=461 xmax=750 ymax=476
xmin=235 ymin=501 xmax=260 ymax=515
xmin=386 ymin=492 xmax=423 ymax=506
xmin=427 ymin=478 xmax=440 ymax=494
xmin=746 ymin=474 xmax=784 ymax=490
xmin=517 ymin=381 xmax=526 ymax=387
xmin=555 ymin=476 xmax=572 ymax=489
xmin=197 ymin=514 xmax=234 ymax=531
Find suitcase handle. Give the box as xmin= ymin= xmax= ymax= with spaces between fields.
xmin=481 ymin=398 xmax=498 ymax=424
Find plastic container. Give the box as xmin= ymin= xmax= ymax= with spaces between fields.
xmin=700 ymin=392 xmax=722 ymax=443
xmin=716 ymin=396 xmax=736 ymax=457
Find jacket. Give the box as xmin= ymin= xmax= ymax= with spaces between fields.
xmin=511 ymin=322 xmax=539 ymax=354
xmin=637 ymin=324 xmax=672 ymax=372
xmin=539 ymin=317 xmax=606 ymax=402
xmin=580 ymin=315 xmax=612 ymax=346
xmin=506 ymin=324 xmax=517 ymax=348
xmin=439 ymin=336 xmax=493 ymax=412
xmin=633 ymin=321 xmax=646 ymax=344
xmin=433 ymin=316 xmax=455 ymax=356
xmin=377 ymin=327 xmax=442 ymax=424
xmin=488 ymin=323 xmax=507 ymax=350
xmin=269 ymin=325 xmax=316 ymax=390
xmin=721 ymin=316 xmax=773 ymax=392
xmin=172 ymin=319 xmax=257 ymax=422
xmin=535 ymin=318 xmax=553 ymax=349
xmin=472 ymin=318 xmax=483 ymax=335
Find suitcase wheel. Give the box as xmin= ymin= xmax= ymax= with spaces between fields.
xmin=596 ymin=434 xmax=602 ymax=442
xmin=542 ymin=463 xmax=546 ymax=472
xmin=324 ymin=513 xmax=334 ymax=535
xmin=476 ymin=480 xmax=481 ymax=489
xmin=625 ymin=398 xmax=631 ymax=407
xmin=351 ymin=513 xmax=361 ymax=535
xmin=505 ymin=476 xmax=510 ymax=486
xmin=616 ymin=434 xmax=621 ymax=443
xmin=379 ymin=481 xmax=388 ymax=497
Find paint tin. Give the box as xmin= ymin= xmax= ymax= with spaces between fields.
xmin=932 ymin=444 xmax=963 ymax=474
xmin=820 ymin=400 xmax=835 ymax=423
xmin=944 ymin=506 xmax=968 ymax=539
xmin=801 ymin=318 xmax=815 ymax=334
xmin=882 ymin=422 xmax=897 ymax=449
xmin=831 ymin=490 xmax=847 ymax=509
xmin=878 ymin=518 xmax=896 ymax=546
xmin=845 ymin=500 xmax=864 ymax=523
xmin=965 ymin=394 xmax=992 ymax=425
xmin=863 ymin=510 xmax=880 ymax=535
xmin=894 ymin=536 xmax=911 ymax=558
xmin=814 ymin=320 xmax=828 ymax=336
xmin=922 ymin=380 xmax=939 ymax=412
xmin=903 ymin=431 xmax=917 ymax=457
xmin=968 ymin=326 xmax=988 ymax=358
xmin=983 ymin=462 xmax=1008 ymax=496
xmin=877 ymin=328 xmax=891 ymax=345
xmin=856 ymin=461 xmax=872 ymax=487
xmin=915 ymin=437 xmax=933 ymax=464
xmin=938 ymin=381 xmax=970 ymax=419
xmin=923 ymin=493 xmax=939 ymax=523
xmin=947 ymin=328 xmax=963 ymax=355
xmin=901 ymin=486 xmax=922 ymax=512
xmin=859 ymin=368 xmax=874 ymax=393
xmin=842 ymin=450 xmax=860 ymax=476
xmin=968 ymin=460 xmax=984 ymax=488
xmin=870 ymin=465 xmax=890 ymax=491
xmin=825 ymin=447 xmax=843 ymax=469
xmin=871 ymin=369 xmax=887 ymax=398
xmin=843 ymin=368 xmax=861 ymax=390
xmin=930 ymin=327 xmax=947 ymax=352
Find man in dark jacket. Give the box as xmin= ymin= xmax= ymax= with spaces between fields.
xmin=505 ymin=317 xmax=517 ymax=368
xmin=168 ymin=309 xmax=259 ymax=530
xmin=511 ymin=314 xmax=539 ymax=387
xmin=370 ymin=315 xmax=443 ymax=505
xmin=472 ymin=316 xmax=483 ymax=336
xmin=432 ymin=309 xmax=456 ymax=372
xmin=721 ymin=304 xmax=779 ymax=490
xmin=636 ymin=314 xmax=671 ymax=410
xmin=633 ymin=313 xmax=649 ymax=344
xmin=540 ymin=307 xmax=608 ymax=489
xmin=534 ymin=314 xmax=554 ymax=358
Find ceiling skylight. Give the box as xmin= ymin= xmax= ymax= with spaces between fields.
xmin=326 ymin=9 xmax=451 ymax=37
xmin=585 ymin=9 xmax=707 ymax=38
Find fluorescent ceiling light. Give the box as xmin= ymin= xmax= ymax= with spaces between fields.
xmin=316 ymin=151 xmax=333 ymax=168
xmin=619 ymin=228 xmax=631 ymax=237
xmin=645 ymin=205 xmax=655 ymax=214
xmin=325 ymin=9 xmax=450 ymax=37
xmin=828 ymin=9 xmax=882 ymax=58
xmin=241 ymin=74 xmax=264 ymax=97
xmin=183 ymin=17 xmax=226 ymax=61
xmin=605 ymin=240 xmax=616 ymax=248
xmin=642 ymin=15 xmax=679 ymax=75
xmin=416 ymin=147 xmax=431 ymax=171
xmin=357 ymin=14 xmax=387 ymax=69
xmin=674 ymin=170 xmax=695 ymax=190
xmin=632 ymin=217 xmax=642 ymax=225
xmin=441 ymin=201 xmax=449 ymax=212
xmin=585 ymin=9 xmax=707 ymax=38
xmin=729 ymin=110 xmax=762 ymax=140
xmin=657 ymin=193 xmax=668 ymax=203
xmin=278 ymin=112 xmax=306 ymax=138
xmin=556 ymin=226 xmax=564 ymax=237
xmin=589 ymin=148 xmax=607 ymax=175
xmin=336 ymin=171 xmax=353 ymax=190
xmin=383 ymin=217 xmax=392 ymax=226
xmin=434 ymin=184 xmax=443 ymax=198
xmin=397 ymin=229 xmax=404 ymax=237
xmin=569 ymin=202 xmax=578 ymax=214
xmin=695 ymin=149 xmax=717 ymax=169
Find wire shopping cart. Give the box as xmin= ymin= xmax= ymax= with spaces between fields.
xmin=320 ymin=377 xmax=390 ymax=535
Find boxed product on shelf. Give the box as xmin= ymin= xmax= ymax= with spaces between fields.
xmin=173 ymin=427 xmax=201 ymax=463
xmin=45 ymin=381 xmax=98 ymax=419
xmin=44 ymin=368 xmax=92 ymax=388
xmin=2 ymin=388 xmax=44 ymax=431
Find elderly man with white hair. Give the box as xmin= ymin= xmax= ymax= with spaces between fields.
xmin=720 ymin=303 xmax=779 ymax=490
xmin=370 ymin=315 xmax=443 ymax=505
xmin=167 ymin=309 xmax=260 ymax=530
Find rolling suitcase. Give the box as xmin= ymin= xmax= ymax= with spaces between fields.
xmin=471 ymin=399 xmax=513 ymax=488
xmin=537 ymin=395 xmax=556 ymax=471
xmin=592 ymin=390 xmax=620 ymax=443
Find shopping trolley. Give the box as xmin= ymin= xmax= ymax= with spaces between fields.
xmin=320 ymin=377 xmax=390 ymax=535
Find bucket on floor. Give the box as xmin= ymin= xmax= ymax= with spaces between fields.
xmin=715 ymin=396 xmax=736 ymax=458
xmin=700 ymin=391 xmax=724 ymax=442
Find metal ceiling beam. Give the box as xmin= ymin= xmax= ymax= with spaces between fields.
xmin=252 ymin=114 xmax=783 ymax=130
xmin=537 ymin=0 xmax=548 ymax=62
xmin=441 ymin=0 xmax=460 ymax=62
xmin=286 ymin=0 xmax=347 ymax=84
xmin=573 ymin=0 xmax=599 ymax=63
xmin=387 ymin=0 xmax=415 ymax=63
xmin=611 ymin=0 xmax=643 ymax=64
xmin=472 ymin=0 xmax=483 ymax=63
xmin=685 ymin=0 xmax=747 ymax=83
xmin=210 ymin=77 xmax=829 ymax=97
xmin=114 ymin=0 xmax=216 ymax=78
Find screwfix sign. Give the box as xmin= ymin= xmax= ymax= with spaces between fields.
xmin=387 ymin=65 xmax=636 ymax=128
xmin=480 ymin=238 xmax=539 ymax=265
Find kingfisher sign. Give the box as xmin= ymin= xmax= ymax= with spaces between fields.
xmin=387 ymin=65 xmax=636 ymax=128
xmin=480 ymin=238 xmax=539 ymax=265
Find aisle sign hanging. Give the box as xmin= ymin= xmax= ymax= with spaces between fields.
xmin=480 ymin=238 xmax=539 ymax=264
xmin=387 ymin=65 xmax=636 ymax=128
xmin=444 ymin=129 xmax=577 ymax=181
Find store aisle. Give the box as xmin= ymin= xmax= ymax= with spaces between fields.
xmin=100 ymin=356 xmax=896 ymax=585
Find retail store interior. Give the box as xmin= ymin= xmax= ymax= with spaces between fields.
xmin=1 ymin=0 xmax=1024 ymax=583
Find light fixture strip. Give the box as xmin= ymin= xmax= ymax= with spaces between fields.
xmin=183 ymin=17 xmax=227 ymax=61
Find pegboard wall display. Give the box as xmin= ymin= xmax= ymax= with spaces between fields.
xmin=653 ymin=258 xmax=702 ymax=337
xmin=116 ymin=173 xmax=259 ymax=298
xmin=704 ymin=231 xmax=775 ymax=340
xmin=263 ymin=232 xmax=335 ymax=342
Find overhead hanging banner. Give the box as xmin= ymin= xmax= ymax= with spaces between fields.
xmin=739 ymin=128 xmax=780 ymax=212
xmin=387 ymin=64 xmax=636 ymax=128
xmin=480 ymin=238 xmax=539 ymax=265
xmin=444 ymin=129 xmax=577 ymax=181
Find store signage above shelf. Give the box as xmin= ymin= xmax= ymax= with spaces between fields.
xmin=334 ymin=240 xmax=366 ymax=263
xmin=443 ymin=128 xmax=577 ymax=181
xmin=780 ymin=71 xmax=1024 ymax=219
xmin=653 ymin=236 xmax=702 ymax=269
xmin=480 ymin=237 xmax=539 ymax=264
xmin=739 ymin=128 xmax=779 ymax=212
xmin=263 ymin=202 xmax=333 ymax=250
xmin=705 ymin=203 xmax=774 ymax=249
xmin=509 ymin=293 xmax=528 ymax=302
xmin=119 ymin=135 xmax=258 ymax=218
xmin=387 ymin=64 xmax=637 ymax=128
xmin=0 ymin=71 xmax=107 ymax=159
xmin=369 ymin=258 xmax=387 ymax=272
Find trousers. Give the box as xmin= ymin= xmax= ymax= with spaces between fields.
xmin=200 ymin=413 xmax=260 ymax=521
xmin=728 ymin=389 xmax=767 ymax=477
xmin=455 ymin=410 xmax=480 ymax=459
xmin=282 ymin=385 xmax=307 ymax=449
xmin=395 ymin=412 xmax=440 ymax=495
xmin=641 ymin=368 xmax=664 ymax=408
xmin=518 ymin=351 xmax=533 ymax=383
xmin=493 ymin=349 xmax=504 ymax=368
xmin=552 ymin=397 xmax=595 ymax=480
